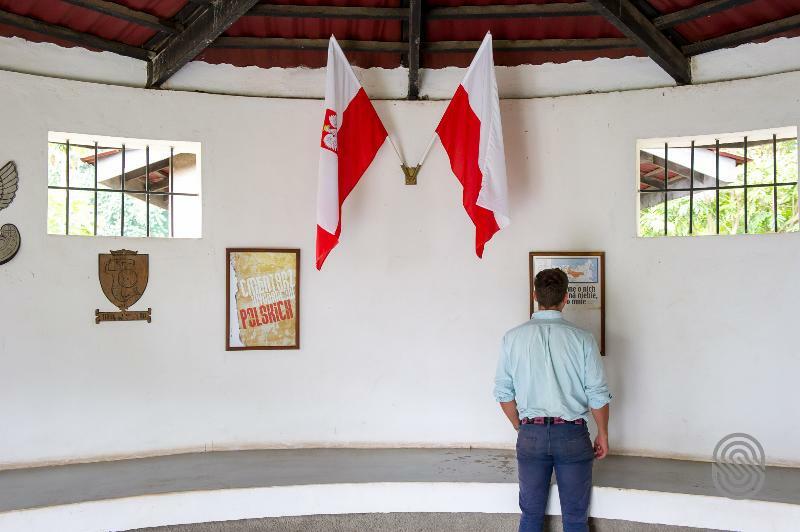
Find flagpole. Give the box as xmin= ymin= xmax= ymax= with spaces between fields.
xmin=387 ymin=135 xmax=405 ymax=166
xmin=416 ymin=132 xmax=438 ymax=168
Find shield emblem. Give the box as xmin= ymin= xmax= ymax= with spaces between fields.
xmin=98 ymin=249 xmax=148 ymax=311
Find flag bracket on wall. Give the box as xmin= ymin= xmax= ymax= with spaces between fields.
xmin=401 ymin=164 xmax=421 ymax=185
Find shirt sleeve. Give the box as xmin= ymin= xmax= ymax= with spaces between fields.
xmin=584 ymin=334 xmax=612 ymax=409
xmin=493 ymin=334 xmax=516 ymax=403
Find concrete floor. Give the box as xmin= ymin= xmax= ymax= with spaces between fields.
xmin=133 ymin=513 xmax=725 ymax=532
xmin=1 ymin=449 xmax=799 ymax=513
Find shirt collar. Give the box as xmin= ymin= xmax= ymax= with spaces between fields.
xmin=532 ymin=310 xmax=563 ymax=320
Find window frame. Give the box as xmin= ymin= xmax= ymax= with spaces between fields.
xmin=637 ymin=127 xmax=799 ymax=237
xmin=47 ymin=133 xmax=201 ymax=238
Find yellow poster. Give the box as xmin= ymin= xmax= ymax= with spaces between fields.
xmin=227 ymin=249 xmax=299 ymax=350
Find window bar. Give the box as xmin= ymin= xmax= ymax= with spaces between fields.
xmin=169 ymin=147 xmax=174 ymax=238
xmin=743 ymin=136 xmax=748 ymax=234
xmin=689 ymin=140 xmax=695 ymax=234
xmin=64 ymin=139 xmax=69 ymax=235
xmin=146 ymin=145 xmax=150 ymax=237
xmin=121 ymin=144 xmax=126 ymax=237
xmin=715 ymin=139 xmax=720 ymax=235
xmin=773 ymin=134 xmax=778 ymax=232
xmin=93 ymin=142 xmax=98 ymax=236
xmin=664 ymin=142 xmax=669 ymax=236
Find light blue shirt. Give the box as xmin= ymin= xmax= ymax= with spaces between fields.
xmin=493 ymin=310 xmax=612 ymax=422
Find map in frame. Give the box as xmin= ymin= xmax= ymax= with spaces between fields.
xmin=530 ymin=252 xmax=605 ymax=355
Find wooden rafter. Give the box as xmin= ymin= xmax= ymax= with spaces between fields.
xmin=211 ymin=37 xmax=636 ymax=53
xmin=426 ymin=3 xmax=596 ymax=19
xmin=629 ymin=0 xmax=689 ymax=47
xmin=0 ymin=8 xmax=150 ymax=60
xmin=426 ymin=38 xmax=635 ymax=52
xmin=653 ymin=0 xmax=754 ymax=30
xmin=244 ymin=3 xmax=596 ymax=20
xmin=147 ymin=0 xmax=261 ymax=88
xmin=683 ymin=13 xmax=800 ymax=56
xmin=213 ymin=37 xmax=407 ymax=53
xmin=61 ymin=0 xmax=178 ymax=35
xmin=586 ymin=0 xmax=691 ymax=84
xmin=248 ymin=4 xmax=407 ymax=20
xmin=143 ymin=3 xmax=207 ymax=52
xmin=407 ymin=0 xmax=422 ymax=100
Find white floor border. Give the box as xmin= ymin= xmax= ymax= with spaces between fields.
xmin=1 ymin=483 xmax=797 ymax=532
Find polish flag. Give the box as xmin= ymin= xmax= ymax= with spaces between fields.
xmin=316 ymin=36 xmax=388 ymax=270
xmin=436 ymin=32 xmax=510 ymax=257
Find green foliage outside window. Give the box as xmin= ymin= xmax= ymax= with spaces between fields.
xmin=639 ymin=138 xmax=799 ymax=237
xmin=47 ymin=142 xmax=170 ymax=237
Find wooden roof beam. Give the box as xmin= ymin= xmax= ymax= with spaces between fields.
xmin=653 ymin=0 xmax=754 ymax=30
xmin=211 ymin=37 xmax=636 ymax=53
xmin=248 ymin=4 xmax=407 ymax=20
xmin=426 ymin=3 xmax=596 ymax=19
xmin=586 ymin=0 xmax=691 ymax=84
xmin=407 ymin=0 xmax=422 ymax=100
xmin=426 ymin=38 xmax=635 ymax=52
xmin=147 ymin=0 xmax=261 ymax=88
xmin=61 ymin=0 xmax=178 ymax=35
xmin=682 ymin=13 xmax=800 ymax=55
xmin=0 ymin=8 xmax=150 ymax=60
xmin=245 ymin=3 xmax=596 ymax=20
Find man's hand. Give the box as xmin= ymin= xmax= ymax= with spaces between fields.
xmin=594 ymin=434 xmax=609 ymax=459
xmin=590 ymin=404 xmax=610 ymax=459
xmin=499 ymin=400 xmax=520 ymax=431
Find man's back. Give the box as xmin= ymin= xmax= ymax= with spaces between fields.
xmin=495 ymin=267 xmax=612 ymax=532
xmin=493 ymin=310 xmax=611 ymax=421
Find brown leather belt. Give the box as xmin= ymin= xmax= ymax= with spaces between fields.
xmin=521 ymin=416 xmax=585 ymax=425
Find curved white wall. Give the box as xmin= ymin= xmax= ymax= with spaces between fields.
xmin=1 ymin=67 xmax=799 ymax=468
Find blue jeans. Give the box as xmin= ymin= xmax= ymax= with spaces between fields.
xmin=516 ymin=423 xmax=594 ymax=532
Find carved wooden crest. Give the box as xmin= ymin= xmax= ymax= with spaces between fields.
xmin=96 ymin=249 xmax=151 ymax=323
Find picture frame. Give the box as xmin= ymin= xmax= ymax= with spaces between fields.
xmin=529 ymin=251 xmax=605 ymax=355
xmin=226 ymin=248 xmax=300 ymax=351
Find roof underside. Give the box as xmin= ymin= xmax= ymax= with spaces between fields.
xmin=0 ymin=1 xmax=798 ymax=94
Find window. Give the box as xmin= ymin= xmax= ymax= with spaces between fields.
xmin=638 ymin=127 xmax=798 ymax=237
xmin=47 ymin=132 xmax=201 ymax=238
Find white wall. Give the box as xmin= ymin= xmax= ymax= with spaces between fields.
xmin=1 ymin=67 xmax=799 ymax=469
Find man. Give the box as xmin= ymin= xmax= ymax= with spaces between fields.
xmin=494 ymin=268 xmax=612 ymax=532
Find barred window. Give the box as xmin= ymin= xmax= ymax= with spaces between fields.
xmin=47 ymin=132 xmax=201 ymax=238
xmin=638 ymin=127 xmax=798 ymax=237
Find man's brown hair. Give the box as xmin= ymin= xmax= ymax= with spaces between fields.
xmin=534 ymin=268 xmax=569 ymax=308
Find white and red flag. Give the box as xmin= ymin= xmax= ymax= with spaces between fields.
xmin=316 ymin=36 xmax=388 ymax=270
xmin=435 ymin=32 xmax=510 ymax=257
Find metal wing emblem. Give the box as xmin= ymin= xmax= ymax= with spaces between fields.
xmin=0 ymin=161 xmax=18 ymax=211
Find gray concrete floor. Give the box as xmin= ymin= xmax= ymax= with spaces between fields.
xmin=133 ymin=513 xmax=726 ymax=532
xmin=0 ymin=449 xmax=797 ymax=513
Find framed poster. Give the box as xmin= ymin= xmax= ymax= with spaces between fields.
xmin=226 ymin=248 xmax=300 ymax=350
xmin=529 ymin=251 xmax=605 ymax=355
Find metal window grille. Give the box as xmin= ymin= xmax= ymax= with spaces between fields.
xmin=640 ymin=134 xmax=798 ymax=236
xmin=47 ymin=140 xmax=199 ymax=237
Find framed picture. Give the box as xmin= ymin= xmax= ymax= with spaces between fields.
xmin=226 ymin=248 xmax=300 ymax=350
xmin=529 ymin=251 xmax=605 ymax=355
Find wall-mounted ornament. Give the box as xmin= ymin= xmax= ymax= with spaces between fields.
xmin=95 ymin=249 xmax=152 ymax=324
xmin=0 ymin=223 xmax=20 ymax=265
xmin=0 ymin=161 xmax=18 ymax=211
